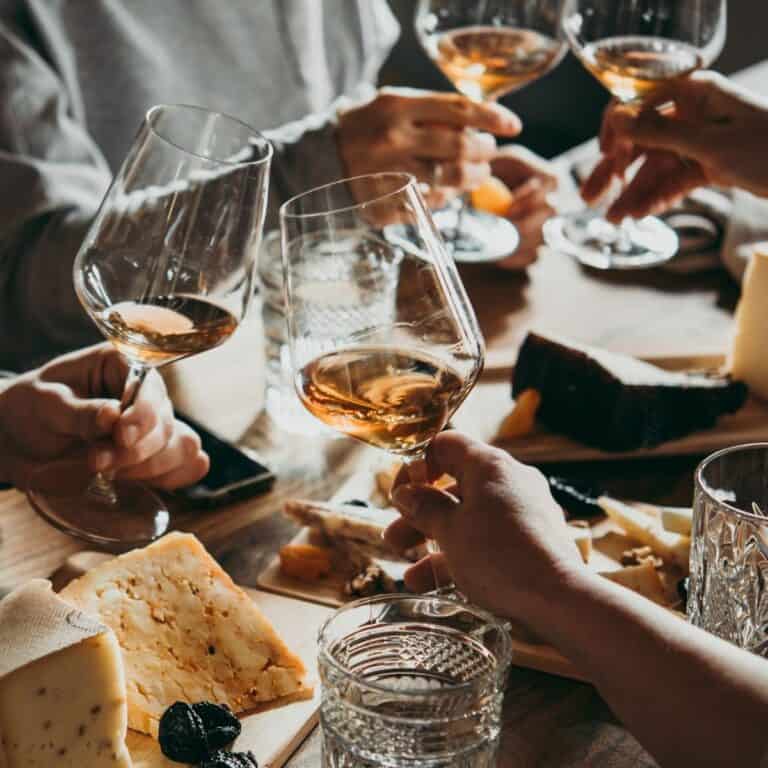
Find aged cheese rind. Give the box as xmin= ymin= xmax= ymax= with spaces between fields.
xmin=61 ymin=533 xmax=307 ymax=737
xmin=0 ymin=587 xmax=132 ymax=768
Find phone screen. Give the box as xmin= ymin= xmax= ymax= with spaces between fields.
xmin=174 ymin=412 xmax=275 ymax=505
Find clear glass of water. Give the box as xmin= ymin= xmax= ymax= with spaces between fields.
xmin=689 ymin=443 xmax=768 ymax=656
xmin=318 ymin=594 xmax=512 ymax=768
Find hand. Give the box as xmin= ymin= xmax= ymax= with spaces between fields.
xmin=583 ymin=72 xmax=768 ymax=223
xmin=337 ymin=88 xmax=522 ymax=209
xmin=384 ymin=431 xmax=584 ymax=621
xmin=490 ymin=145 xmax=558 ymax=270
xmin=0 ymin=344 xmax=209 ymax=491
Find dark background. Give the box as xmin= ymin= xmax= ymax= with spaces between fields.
xmin=382 ymin=1 xmax=766 ymax=158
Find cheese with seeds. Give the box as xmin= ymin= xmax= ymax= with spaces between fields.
xmin=60 ymin=533 xmax=308 ymax=736
xmin=0 ymin=581 xmax=132 ymax=768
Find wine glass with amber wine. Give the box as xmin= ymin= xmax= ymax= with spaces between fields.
xmin=281 ymin=173 xmax=485 ymax=586
xmin=27 ymin=104 xmax=272 ymax=548
xmin=415 ymin=0 xmax=567 ymax=263
xmin=544 ymin=0 xmax=727 ymax=269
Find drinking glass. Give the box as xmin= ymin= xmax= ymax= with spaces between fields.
xmin=545 ymin=0 xmax=727 ymax=270
xmin=415 ymin=0 xmax=567 ymax=263
xmin=27 ymin=104 xmax=272 ymax=549
xmin=318 ymin=594 xmax=512 ymax=767
xmin=281 ymin=173 xmax=485 ymax=586
xmin=689 ymin=444 xmax=768 ymax=656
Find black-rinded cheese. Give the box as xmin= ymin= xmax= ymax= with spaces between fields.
xmin=512 ymin=332 xmax=747 ymax=451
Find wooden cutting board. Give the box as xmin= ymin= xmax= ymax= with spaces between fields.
xmin=53 ymin=554 xmax=333 ymax=768
xmin=454 ymin=355 xmax=768 ymax=464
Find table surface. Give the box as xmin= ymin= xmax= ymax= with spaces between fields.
xmin=2 ymin=61 xmax=767 ymax=768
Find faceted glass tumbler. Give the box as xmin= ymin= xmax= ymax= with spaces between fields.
xmin=318 ymin=594 xmax=512 ymax=768
xmin=689 ymin=444 xmax=768 ymax=655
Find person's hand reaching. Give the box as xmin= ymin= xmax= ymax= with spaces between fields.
xmin=337 ymin=88 xmax=522 ymax=210
xmin=583 ymin=71 xmax=768 ymax=223
xmin=384 ymin=431 xmax=584 ymax=621
xmin=0 ymin=344 xmax=209 ymax=491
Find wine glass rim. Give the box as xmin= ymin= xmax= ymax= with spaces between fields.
xmin=696 ymin=443 xmax=768 ymax=523
xmin=280 ymin=172 xmax=416 ymax=220
xmin=317 ymin=593 xmax=512 ymax=698
xmin=145 ymin=103 xmax=273 ymax=167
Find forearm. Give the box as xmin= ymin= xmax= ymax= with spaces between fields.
xmin=526 ymin=573 xmax=768 ymax=767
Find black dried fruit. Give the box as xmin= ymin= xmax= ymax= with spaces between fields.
xmin=158 ymin=702 xmax=208 ymax=763
xmin=678 ymin=577 xmax=690 ymax=605
xmin=193 ymin=702 xmax=241 ymax=752
xmin=200 ymin=750 xmax=259 ymax=768
xmin=343 ymin=498 xmax=370 ymax=507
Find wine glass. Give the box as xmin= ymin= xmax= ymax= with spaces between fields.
xmin=27 ymin=104 xmax=272 ymax=549
xmin=415 ymin=0 xmax=567 ymax=263
xmin=544 ymin=0 xmax=727 ymax=270
xmin=281 ymin=173 xmax=485 ymax=587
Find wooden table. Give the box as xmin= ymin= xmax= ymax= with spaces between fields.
xmin=3 ymin=61 xmax=768 ymax=768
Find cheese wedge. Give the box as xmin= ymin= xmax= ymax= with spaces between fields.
xmin=601 ymin=561 xmax=669 ymax=606
xmin=730 ymin=247 xmax=768 ymax=399
xmin=60 ymin=533 xmax=308 ymax=737
xmin=0 ymin=581 xmax=132 ymax=768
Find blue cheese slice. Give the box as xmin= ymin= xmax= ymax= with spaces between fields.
xmin=60 ymin=533 xmax=308 ymax=737
xmin=0 ymin=580 xmax=132 ymax=768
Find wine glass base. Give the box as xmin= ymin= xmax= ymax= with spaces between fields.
xmin=544 ymin=210 xmax=679 ymax=270
xmin=432 ymin=207 xmax=520 ymax=264
xmin=27 ymin=461 xmax=170 ymax=552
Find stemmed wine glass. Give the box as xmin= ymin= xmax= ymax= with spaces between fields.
xmin=415 ymin=0 xmax=567 ymax=263
xmin=545 ymin=0 xmax=727 ymax=269
xmin=27 ymin=104 xmax=272 ymax=549
xmin=280 ymin=173 xmax=485 ymax=587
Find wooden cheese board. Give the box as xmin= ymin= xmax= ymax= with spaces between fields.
xmin=257 ymin=470 xmax=688 ymax=683
xmin=53 ymin=554 xmax=333 ymax=768
xmin=454 ymin=355 xmax=768 ymax=464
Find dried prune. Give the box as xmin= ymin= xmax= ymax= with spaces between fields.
xmin=193 ymin=702 xmax=241 ymax=752
xmin=200 ymin=750 xmax=259 ymax=768
xmin=158 ymin=702 xmax=207 ymax=763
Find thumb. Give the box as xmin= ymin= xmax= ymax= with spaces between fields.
xmin=48 ymin=386 xmax=121 ymax=442
xmin=391 ymin=484 xmax=458 ymax=541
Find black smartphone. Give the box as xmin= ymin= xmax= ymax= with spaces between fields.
xmin=173 ymin=412 xmax=276 ymax=508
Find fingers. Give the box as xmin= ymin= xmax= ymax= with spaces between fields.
xmin=424 ymin=430 xmax=489 ymax=487
xmin=113 ymin=370 xmax=170 ymax=449
xmin=491 ymin=145 xmax=558 ymax=194
xmin=390 ymin=483 xmax=459 ymax=541
xmin=404 ymin=553 xmax=452 ymax=593
xmin=384 ymin=515 xmax=426 ymax=553
xmin=395 ymin=90 xmax=522 ymax=136
xmin=36 ymin=382 xmax=120 ymax=442
xmin=606 ymin=151 xmax=707 ymax=223
xmin=411 ymin=127 xmax=497 ymax=162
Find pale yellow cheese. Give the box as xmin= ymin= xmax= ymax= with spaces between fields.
xmin=730 ymin=247 xmax=768 ymax=399
xmin=600 ymin=560 xmax=669 ymax=606
xmin=0 ymin=613 xmax=132 ymax=768
xmin=661 ymin=506 xmax=693 ymax=536
xmin=60 ymin=533 xmax=308 ymax=737
xmin=568 ymin=522 xmax=592 ymax=564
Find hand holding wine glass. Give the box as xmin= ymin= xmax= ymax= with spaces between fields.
xmin=27 ymin=104 xmax=272 ymax=549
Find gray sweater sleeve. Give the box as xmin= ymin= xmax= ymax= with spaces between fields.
xmin=0 ymin=20 xmax=110 ymax=369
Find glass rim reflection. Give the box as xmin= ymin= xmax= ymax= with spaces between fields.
xmin=317 ymin=593 xmax=512 ymax=699
xmin=145 ymin=103 xmax=273 ymax=167
xmin=280 ymin=172 xmax=416 ymax=221
xmin=696 ymin=442 xmax=768 ymax=523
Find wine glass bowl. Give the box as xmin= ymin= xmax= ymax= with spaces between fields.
xmin=28 ymin=104 xmax=272 ymax=549
xmin=545 ymin=0 xmax=727 ymax=270
xmin=281 ymin=173 xmax=485 ymax=461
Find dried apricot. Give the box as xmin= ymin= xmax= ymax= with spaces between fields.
xmin=279 ymin=544 xmax=333 ymax=582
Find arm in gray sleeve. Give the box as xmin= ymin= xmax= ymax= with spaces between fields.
xmin=0 ymin=20 xmax=109 ymax=370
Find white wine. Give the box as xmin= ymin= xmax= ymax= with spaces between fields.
xmin=297 ymin=346 xmax=468 ymax=455
xmin=97 ymin=295 xmax=238 ymax=365
xmin=425 ymin=26 xmax=564 ymax=102
xmin=579 ymin=35 xmax=703 ymax=103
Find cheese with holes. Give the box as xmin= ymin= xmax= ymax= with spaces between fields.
xmin=0 ymin=581 xmax=132 ymax=768
xmin=60 ymin=533 xmax=308 ymax=737
xmin=730 ymin=247 xmax=768 ymax=399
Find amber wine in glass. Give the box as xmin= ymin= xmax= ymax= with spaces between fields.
xmin=27 ymin=104 xmax=272 ymax=549
xmin=415 ymin=1 xmax=565 ymax=263
xmin=544 ymin=0 xmax=726 ymax=270
xmin=282 ymin=173 xmax=484 ymax=586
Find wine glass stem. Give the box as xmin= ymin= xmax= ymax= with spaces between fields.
xmin=88 ymin=363 xmax=150 ymax=505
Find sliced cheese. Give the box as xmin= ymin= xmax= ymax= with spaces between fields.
xmin=601 ymin=561 xmax=669 ymax=606
xmin=730 ymin=246 xmax=768 ymax=399
xmin=0 ymin=581 xmax=132 ymax=768
xmin=568 ymin=522 xmax=592 ymax=564
xmin=661 ymin=507 xmax=693 ymax=536
xmin=60 ymin=533 xmax=308 ymax=737
xmin=598 ymin=496 xmax=690 ymax=569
